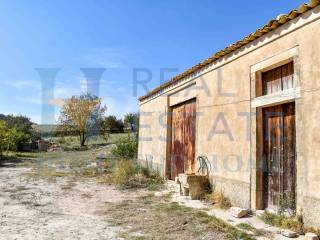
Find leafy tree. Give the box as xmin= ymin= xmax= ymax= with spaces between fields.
xmin=30 ymin=128 xmax=42 ymax=142
xmin=116 ymin=119 xmax=124 ymax=132
xmin=58 ymin=93 xmax=106 ymax=147
xmin=124 ymin=113 xmax=139 ymax=132
xmin=0 ymin=121 xmax=7 ymax=155
xmin=100 ymin=118 xmax=110 ymax=143
xmin=0 ymin=120 xmax=28 ymax=155
xmin=5 ymin=127 xmax=26 ymax=151
xmin=102 ymin=115 xmax=124 ymax=133
xmin=0 ymin=114 xmax=37 ymax=150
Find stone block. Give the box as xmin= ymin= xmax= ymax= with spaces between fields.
xmin=305 ymin=233 xmax=319 ymax=240
xmin=230 ymin=207 xmax=248 ymax=218
xmin=280 ymin=229 xmax=298 ymax=238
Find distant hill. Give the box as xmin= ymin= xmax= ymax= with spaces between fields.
xmin=32 ymin=124 xmax=58 ymax=138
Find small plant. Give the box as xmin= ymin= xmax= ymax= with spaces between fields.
xmin=237 ymin=223 xmax=266 ymax=236
xmin=279 ymin=193 xmax=296 ymax=216
xmin=111 ymin=135 xmax=138 ymax=160
xmin=237 ymin=223 xmax=255 ymax=231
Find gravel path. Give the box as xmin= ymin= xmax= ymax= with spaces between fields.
xmin=0 ymin=162 xmax=143 ymax=240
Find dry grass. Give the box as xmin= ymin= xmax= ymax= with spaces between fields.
xmin=111 ymin=160 xmax=164 ymax=190
xmin=304 ymin=227 xmax=320 ymax=237
xmin=104 ymin=194 xmax=254 ymax=240
xmin=25 ymin=167 xmax=70 ymax=182
xmin=258 ymin=211 xmax=304 ymax=233
xmin=205 ymin=190 xmax=232 ymax=210
xmin=236 ymin=223 xmax=267 ymax=237
xmin=18 ymin=146 xmax=115 ymax=182
xmin=15 ymin=146 xmax=163 ymax=193
xmin=52 ymin=133 xmax=128 ymax=151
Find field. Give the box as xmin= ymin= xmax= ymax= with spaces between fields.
xmin=49 ymin=133 xmax=129 ymax=150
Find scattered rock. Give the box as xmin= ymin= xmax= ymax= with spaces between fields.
xmin=154 ymin=190 xmax=171 ymax=197
xmin=255 ymin=210 xmax=265 ymax=217
xmin=89 ymin=162 xmax=97 ymax=167
xmin=154 ymin=192 xmax=163 ymax=197
xmin=96 ymin=152 xmax=107 ymax=159
xmin=130 ymin=231 xmax=144 ymax=238
xmin=305 ymin=233 xmax=319 ymax=240
xmin=230 ymin=207 xmax=248 ymax=218
xmin=175 ymin=177 xmax=180 ymax=183
xmin=280 ymin=229 xmax=298 ymax=238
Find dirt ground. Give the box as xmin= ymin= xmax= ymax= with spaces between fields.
xmin=0 ymin=161 xmax=147 ymax=240
xmin=0 ymin=153 xmax=251 ymax=240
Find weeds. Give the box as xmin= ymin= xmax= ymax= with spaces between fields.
xmin=237 ymin=223 xmax=266 ymax=236
xmin=111 ymin=160 xmax=163 ymax=190
xmin=258 ymin=211 xmax=303 ymax=233
xmin=279 ymin=193 xmax=296 ymax=216
xmin=104 ymin=195 xmax=254 ymax=240
xmin=205 ymin=190 xmax=232 ymax=210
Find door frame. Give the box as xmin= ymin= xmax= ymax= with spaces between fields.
xmin=254 ymin=99 xmax=299 ymax=211
xmin=261 ymin=102 xmax=297 ymax=211
xmin=167 ymin=98 xmax=197 ymax=180
xmin=249 ymin=48 xmax=302 ymax=212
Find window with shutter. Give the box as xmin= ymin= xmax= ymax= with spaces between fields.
xmin=262 ymin=62 xmax=294 ymax=95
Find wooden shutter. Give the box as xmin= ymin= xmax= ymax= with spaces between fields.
xmin=262 ymin=62 xmax=294 ymax=95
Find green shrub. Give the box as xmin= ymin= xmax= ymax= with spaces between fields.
xmin=0 ymin=120 xmax=28 ymax=155
xmin=57 ymin=137 xmax=66 ymax=145
xmin=111 ymin=135 xmax=138 ymax=160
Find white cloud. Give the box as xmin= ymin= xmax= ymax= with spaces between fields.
xmin=83 ymin=48 xmax=126 ymax=68
xmin=54 ymin=84 xmax=82 ymax=99
xmin=4 ymin=80 xmax=41 ymax=90
xmin=17 ymin=95 xmax=42 ymax=105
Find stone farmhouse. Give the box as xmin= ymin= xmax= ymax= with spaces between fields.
xmin=138 ymin=0 xmax=320 ymax=227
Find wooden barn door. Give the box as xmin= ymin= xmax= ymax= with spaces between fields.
xmin=171 ymin=100 xmax=196 ymax=180
xmin=263 ymin=102 xmax=296 ymax=210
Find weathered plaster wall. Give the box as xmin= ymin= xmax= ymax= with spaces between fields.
xmin=138 ymin=95 xmax=168 ymax=176
xmin=138 ymin=6 xmax=320 ymax=227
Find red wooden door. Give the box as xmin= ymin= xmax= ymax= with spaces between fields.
xmin=171 ymin=100 xmax=196 ymax=179
xmin=263 ymin=102 xmax=296 ymax=210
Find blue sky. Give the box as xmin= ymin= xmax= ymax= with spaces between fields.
xmin=0 ymin=0 xmax=304 ymax=124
